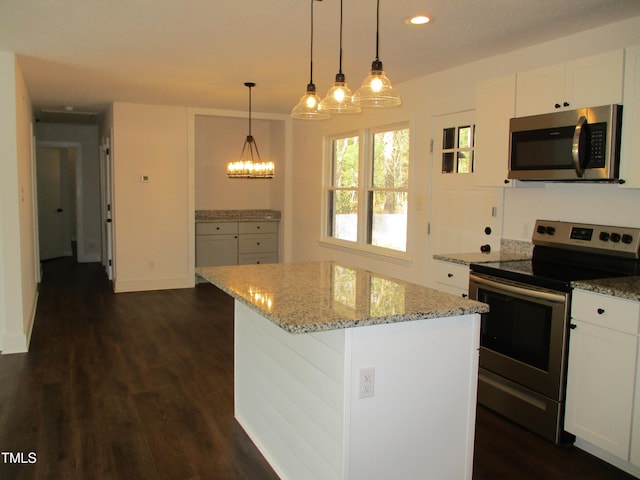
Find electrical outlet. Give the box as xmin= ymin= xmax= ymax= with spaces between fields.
xmin=359 ymin=367 xmax=375 ymax=399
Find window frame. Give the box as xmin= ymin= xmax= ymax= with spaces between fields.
xmin=321 ymin=123 xmax=412 ymax=261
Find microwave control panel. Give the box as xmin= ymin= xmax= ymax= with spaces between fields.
xmin=532 ymin=220 xmax=640 ymax=258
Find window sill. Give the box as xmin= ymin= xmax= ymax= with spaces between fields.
xmin=317 ymin=239 xmax=412 ymax=266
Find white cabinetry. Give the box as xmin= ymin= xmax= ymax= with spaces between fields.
xmin=474 ymin=74 xmax=516 ymax=187
xmin=432 ymin=261 xmax=469 ymax=298
xmin=621 ymin=45 xmax=640 ymax=189
xmin=566 ymin=289 xmax=640 ymax=470
xmin=238 ymin=221 xmax=279 ymax=265
xmin=516 ymin=50 xmax=624 ymax=117
xmin=195 ymin=222 xmax=238 ymax=267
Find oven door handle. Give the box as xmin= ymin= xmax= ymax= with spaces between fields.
xmin=470 ymin=275 xmax=567 ymax=304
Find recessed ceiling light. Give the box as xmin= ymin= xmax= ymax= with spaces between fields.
xmin=406 ymin=15 xmax=430 ymax=25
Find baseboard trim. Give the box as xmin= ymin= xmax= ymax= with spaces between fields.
xmin=114 ymin=276 xmax=195 ymax=293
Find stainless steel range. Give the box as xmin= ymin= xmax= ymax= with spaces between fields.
xmin=469 ymin=220 xmax=640 ymax=444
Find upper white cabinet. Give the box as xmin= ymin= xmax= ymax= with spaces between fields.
xmin=474 ymin=74 xmax=516 ymax=187
xmin=621 ymin=45 xmax=640 ymax=189
xmin=516 ymin=50 xmax=624 ymax=117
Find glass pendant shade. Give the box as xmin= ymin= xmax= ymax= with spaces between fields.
xmin=319 ymin=73 xmax=361 ymax=114
xmin=353 ymin=0 xmax=402 ymax=108
xmin=353 ymin=60 xmax=401 ymax=107
xmin=291 ymin=0 xmax=329 ymax=120
xmin=292 ymin=83 xmax=330 ymax=120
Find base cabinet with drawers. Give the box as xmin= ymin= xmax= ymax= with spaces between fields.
xmin=196 ymin=220 xmax=279 ymax=267
xmin=565 ymin=289 xmax=640 ymax=477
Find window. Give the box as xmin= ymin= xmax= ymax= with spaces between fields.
xmin=325 ymin=125 xmax=410 ymax=255
xmin=441 ymin=123 xmax=475 ymax=174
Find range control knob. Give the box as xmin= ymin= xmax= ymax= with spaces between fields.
xmin=622 ymin=234 xmax=634 ymax=244
xmin=610 ymin=232 xmax=621 ymax=243
xmin=545 ymin=226 xmax=556 ymax=235
xmin=599 ymin=231 xmax=610 ymax=241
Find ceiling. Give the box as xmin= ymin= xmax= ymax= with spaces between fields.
xmin=2 ymin=0 xmax=640 ymax=122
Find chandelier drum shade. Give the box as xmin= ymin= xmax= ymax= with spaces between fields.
xmin=227 ymin=82 xmax=275 ymax=179
xmin=352 ymin=0 xmax=402 ymax=108
xmin=291 ymin=0 xmax=330 ymax=120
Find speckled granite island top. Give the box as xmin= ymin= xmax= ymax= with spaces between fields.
xmin=572 ymin=276 xmax=640 ymax=302
xmin=196 ymin=261 xmax=489 ymax=333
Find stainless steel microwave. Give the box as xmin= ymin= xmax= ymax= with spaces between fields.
xmin=508 ymin=104 xmax=623 ymax=181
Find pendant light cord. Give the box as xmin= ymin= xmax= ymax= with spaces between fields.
xmin=308 ymin=0 xmax=315 ymax=85
xmin=375 ymin=0 xmax=380 ymax=61
xmin=338 ymin=0 xmax=344 ymax=74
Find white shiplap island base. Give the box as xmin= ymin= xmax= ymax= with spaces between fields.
xmin=196 ymin=261 xmax=488 ymax=480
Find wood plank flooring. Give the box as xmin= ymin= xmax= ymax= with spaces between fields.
xmin=0 ymin=257 xmax=636 ymax=479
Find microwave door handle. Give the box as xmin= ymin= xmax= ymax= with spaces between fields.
xmin=572 ymin=116 xmax=587 ymax=178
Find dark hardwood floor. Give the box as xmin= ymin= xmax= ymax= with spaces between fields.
xmin=0 ymin=258 xmax=636 ymax=479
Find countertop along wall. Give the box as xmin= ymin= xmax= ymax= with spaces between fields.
xmin=289 ymin=15 xmax=640 ymax=287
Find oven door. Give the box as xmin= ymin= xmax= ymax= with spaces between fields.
xmin=469 ymin=272 xmax=570 ymax=401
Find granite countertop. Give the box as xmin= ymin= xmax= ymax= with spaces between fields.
xmin=433 ymin=251 xmax=531 ymax=266
xmin=571 ymin=276 xmax=640 ymax=302
xmin=195 ymin=209 xmax=281 ymax=222
xmin=433 ymin=239 xmax=533 ymax=266
xmin=196 ymin=261 xmax=488 ymax=334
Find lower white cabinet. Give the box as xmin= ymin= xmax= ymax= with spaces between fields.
xmin=196 ymin=220 xmax=279 ymax=267
xmin=566 ymin=289 xmax=640 ymax=472
xmin=432 ymin=261 xmax=469 ymax=298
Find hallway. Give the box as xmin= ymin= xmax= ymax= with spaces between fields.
xmin=0 ymin=258 xmax=635 ymax=479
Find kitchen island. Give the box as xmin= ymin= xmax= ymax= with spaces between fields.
xmin=196 ymin=261 xmax=488 ymax=480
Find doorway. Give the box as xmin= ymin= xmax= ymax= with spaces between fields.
xmin=35 ymin=143 xmax=81 ymax=261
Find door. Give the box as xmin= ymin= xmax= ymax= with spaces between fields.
xmin=36 ymin=147 xmax=64 ymax=260
xmin=101 ymin=132 xmax=115 ymax=280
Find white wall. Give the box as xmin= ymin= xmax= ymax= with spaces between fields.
xmin=35 ymin=123 xmax=102 ymax=262
xmin=0 ymin=52 xmax=38 ymax=353
xmin=111 ymin=102 xmax=193 ymax=292
xmin=194 ymin=115 xmax=278 ymax=209
xmin=288 ymin=16 xmax=640 ymax=286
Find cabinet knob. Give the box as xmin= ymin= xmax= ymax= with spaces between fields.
xmin=256 ymin=226 xmax=261 ymax=230
xmin=503 ymin=179 xmax=510 ymax=184
xmin=563 ymin=101 xmax=570 ymax=107
xmin=555 ymin=103 xmax=562 ymax=109
xmin=462 ymin=293 xmax=468 ymax=298
xmin=447 ymin=273 xmax=454 ymax=278
xmin=597 ymin=308 xmax=605 ymax=315
xmin=256 ymin=242 xmax=261 ymax=246
xmin=570 ymin=323 xmax=577 ymax=329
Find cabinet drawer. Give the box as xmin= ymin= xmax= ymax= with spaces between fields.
xmin=196 ymin=222 xmax=238 ymax=235
xmin=238 ymin=221 xmax=278 ymax=234
xmin=572 ymin=290 xmax=640 ymax=334
xmin=238 ymin=234 xmax=278 ymax=254
xmin=433 ymin=261 xmax=470 ymax=291
xmin=239 ymin=253 xmax=278 ymax=265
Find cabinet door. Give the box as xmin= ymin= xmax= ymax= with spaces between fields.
xmin=474 ymin=74 xmax=516 ymax=187
xmin=565 ymin=319 xmax=637 ymax=460
xmin=196 ymin=234 xmax=238 ymax=266
xmin=516 ymin=50 xmax=623 ymax=117
xmin=621 ymin=45 xmax=640 ymax=189
xmin=565 ymin=50 xmax=623 ymax=110
xmin=516 ymin=63 xmax=565 ymax=117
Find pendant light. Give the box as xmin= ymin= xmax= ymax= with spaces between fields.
xmin=353 ymin=0 xmax=401 ymax=108
xmin=291 ymin=0 xmax=330 ymax=120
xmin=227 ymin=83 xmax=275 ymax=178
xmin=318 ymin=0 xmax=361 ymax=114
